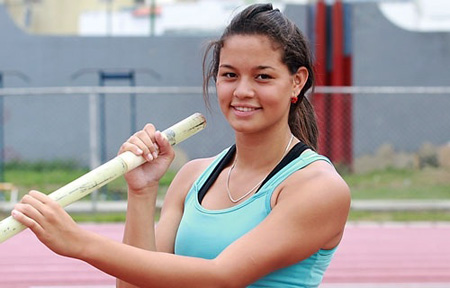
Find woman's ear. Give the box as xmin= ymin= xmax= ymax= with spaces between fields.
xmin=293 ymin=67 xmax=309 ymax=96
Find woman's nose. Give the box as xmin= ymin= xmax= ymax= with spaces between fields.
xmin=233 ymin=78 xmax=255 ymax=98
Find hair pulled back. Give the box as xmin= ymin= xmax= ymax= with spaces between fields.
xmin=203 ymin=3 xmax=318 ymax=150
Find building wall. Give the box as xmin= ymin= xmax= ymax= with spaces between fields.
xmin=0 ymin=3 xmax=235 ymax=166
xmin=352 ymin=3 xmax=450 ymax=155
xmin=4 ymin=0 xmax=135 ymax=34
xmin=1 ymin=3 xmax=449 ymax=167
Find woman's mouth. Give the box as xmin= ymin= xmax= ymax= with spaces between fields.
xmin=233 ymin=106 xmax=258 ymax=112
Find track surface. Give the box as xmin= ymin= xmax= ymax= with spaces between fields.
xmin=1 ymin=222 xmax=449 ymax=287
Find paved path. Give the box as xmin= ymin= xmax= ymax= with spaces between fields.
xmin=322 ymin=222 xmax=450 ymax=286
xmin=1 ymin=222 xmax=449 ymax=287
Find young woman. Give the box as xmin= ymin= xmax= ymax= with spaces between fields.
xmin=12 ymin=4 xmax=350 ymax=287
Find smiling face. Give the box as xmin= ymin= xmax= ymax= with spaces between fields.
xmin=216 ymin=34 xmax=306 ymax=135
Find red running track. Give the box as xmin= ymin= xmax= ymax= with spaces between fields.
xmin=1 ymin=222 xmax=449 ymax=287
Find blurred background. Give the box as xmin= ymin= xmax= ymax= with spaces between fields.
xmin=0 ymin=0 xmax=449 ymax=221
xmin=1 ymin=1 xmax=450 ymax=287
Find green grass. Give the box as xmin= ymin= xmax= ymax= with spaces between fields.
xmin=2 ymin=160 xmax=450 ymax=222
xmin=342 ymin=167 xmax=450 ymax=199
xmin=341 ymin=166 xmax=450 ymax=222
xmin=71 ymin=212 xmax=128 ymax=223
xmin=3 ymin=161 xmax=176 ymax=200
xmin=348 ymin=210 xmax=450 ymax=222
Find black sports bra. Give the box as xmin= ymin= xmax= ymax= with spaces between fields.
xmin=197 ymin=142 xmax=311 ymax=204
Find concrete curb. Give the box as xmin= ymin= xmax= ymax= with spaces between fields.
xmin=351 ymin=199 xmax=450 ymax=211
xmin=2 ymin=199 xmax=450 ymax=213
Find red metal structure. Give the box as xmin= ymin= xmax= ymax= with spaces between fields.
xmin=313 ymin=0 xmax=353 ymax=168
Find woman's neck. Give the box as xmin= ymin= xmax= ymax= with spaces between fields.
xmin=233 ymin=129 xmax=297 ymax=171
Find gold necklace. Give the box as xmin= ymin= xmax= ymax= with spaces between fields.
xmin=226 ymin=134 xmax=294 ymax=203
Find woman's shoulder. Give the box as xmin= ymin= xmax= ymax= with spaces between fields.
xmin=176 ymin=146 xmax=234 ymax=181
xmin=177 ymin=156 xmax=216 ymax=178
xmin=172 ymin=157 xmax=213 ymax=187
xmin=279 ymin=156 xmax=350 ymax=206
xmin=163 ymin=156 xmax=217 ymax=207
xmin=271 ymin=157 xmax=351 ymax=250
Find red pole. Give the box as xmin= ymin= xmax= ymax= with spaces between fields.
xmin=343 ymin=54 xmax=353 ymax=168
xmin=343 ymin=2 xmax=354 ymax=169
xmin=313 ymin=0 xmax=329 ymax=155
xmin=330 ymin=0 xmax=346 ymax=165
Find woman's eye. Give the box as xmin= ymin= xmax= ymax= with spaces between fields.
xmin=257 ymin=74 xmax=272 ymax=80
xmin=221 ymin=72 xmax=237 ymax=78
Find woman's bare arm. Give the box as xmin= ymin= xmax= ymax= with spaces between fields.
xmin=13 ymin=160 xmax=349 ymax=288
xmin=117 ymin=158 xmax=212 ymax=287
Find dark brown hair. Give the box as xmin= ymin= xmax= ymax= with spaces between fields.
xmin=203 ymin=3 xmax=318 ymax=150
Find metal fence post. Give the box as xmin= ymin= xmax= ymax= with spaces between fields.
xmin=0 ymin=73 xmax=4 ymax=183
xmin=89 ymin=93 xmax=101 ymax=212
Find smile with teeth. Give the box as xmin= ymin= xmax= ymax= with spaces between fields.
xmin=234 ymin=106 xmax=258 ymax=112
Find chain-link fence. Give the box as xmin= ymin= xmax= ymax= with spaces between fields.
xmin=312 ymin=86 xmax=450 ymax=174
xmin=0 ymin=85 xmax=449 ymax=170
xmin=0 ymin=85 xmax=449 ymax=211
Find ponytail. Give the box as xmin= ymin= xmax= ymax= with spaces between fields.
xmin=289 ymin=95 xmax=318 ymax=150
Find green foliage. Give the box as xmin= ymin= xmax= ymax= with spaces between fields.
xmin=71 ymin=212 xmax=127 ymax=223
xmin=5 ymin=161 xmax=88 ymax=194
xmin=3 ymin=160 xmax=176 ymax=199
xmin=70 ymin=211 xmax=161 ymax=223
xmin=2 ymin=161 xmax=450 ymax=222
xmin=342 ymin=167 xmax=450 ymax=199
xmin=6 ymin=159 xmax=86 ymax=172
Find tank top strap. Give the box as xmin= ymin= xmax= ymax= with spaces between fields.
xmin=195 ymin=142 xmax=326 ymax=204
xmin=260 ymin=149 xmax=332 ymax=194
xmin=195 ymin=145 xmax=236 ymax=203
xmin=255 ymin=141 xmax=310 ymax=192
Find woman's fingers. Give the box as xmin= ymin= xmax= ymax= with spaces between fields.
xmin=11 ymin=209 xmax=44 ymax=235
xmin=14 ymin=190 xmax=59 ymax=225
xmin=28 ymin=190 xmax=52 ymax=204
xmin=12 ymin=191 xmax=47 ymax=237
xmin=154 ymin=130 xmax=170 ymax=153
xmin=130 ymin=131 xmax=158 ymax=161
xmin=120 ymin=141 xmax=144 ymax=157
xmin=119 ymin=124 xmax=160 ymax=162
xmin=21 ymin=191 xmax=47 ymax=212
xmin=12 ymin=190 xmax=86 ymax=258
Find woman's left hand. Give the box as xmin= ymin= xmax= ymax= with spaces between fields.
xmin=12 ymin=190 xmax=87 ymax=258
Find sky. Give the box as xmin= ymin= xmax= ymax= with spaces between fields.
xmin=380 ymin=0 xmax=450 ymax=31
xmin=79 ymin=0 xmax=450 ymax=36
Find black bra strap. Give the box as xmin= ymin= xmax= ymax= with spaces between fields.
xmin=256 ymin=142 xmax=309 ymax=193
xmin=197 ymin=145 xmax=236 ymax=203
xmin=197 ymin=142 xmax=310 ymax=204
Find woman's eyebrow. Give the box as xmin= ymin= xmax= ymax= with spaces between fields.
xmin=219 ymin=64 xmax=234 ymax=69
xmin=256 ymin=65 xmax=276 ymax=71
xmin=218 ymin=64 xmax=276 ymax=71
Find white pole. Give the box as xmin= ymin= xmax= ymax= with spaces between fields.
xmin=0 ymin=113 xmax=207 ymax=243
xmin=89 ymin=93 xmax=101 ymax=211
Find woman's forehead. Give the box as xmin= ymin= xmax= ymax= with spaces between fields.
xmin=220 ymin=35 xmax=283 ymax=62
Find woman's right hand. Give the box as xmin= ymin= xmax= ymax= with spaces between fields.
xmin=118 ymin=124 xmax=175 ymax=195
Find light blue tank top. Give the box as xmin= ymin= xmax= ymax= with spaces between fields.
xmin=175 ymin=147 xmax=337 ymax=287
